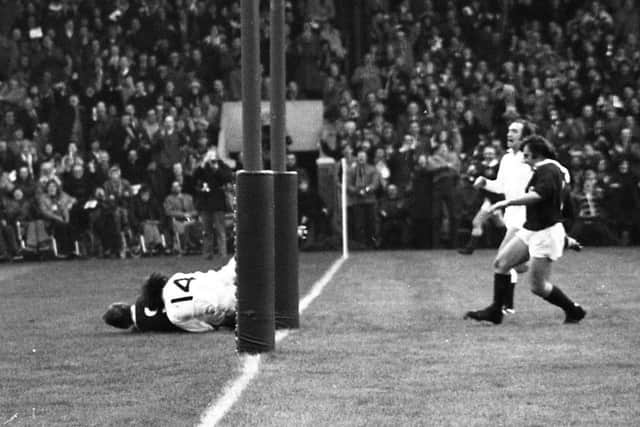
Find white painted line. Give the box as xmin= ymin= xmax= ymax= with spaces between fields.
xmin=197 ymin=255 xmax=347 ymax=426
xmin=298 ymin=256 xmax=347 ymax=314
xmin=198 ymin=354 xmax=261 ymax=427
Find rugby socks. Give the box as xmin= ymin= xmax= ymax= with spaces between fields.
xmin=503 ymin=270 xmax=518 ymax=312
xmin=493 ymin=273 xmax=510 ymax=308
xmin=543 ymin=285 xmax=576 ymax=312
xmin=504 ymin=282 xmax=515 ymax=311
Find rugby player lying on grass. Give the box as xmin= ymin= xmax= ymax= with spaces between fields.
xmin=103 ymin=257 xmax=237 ymax=332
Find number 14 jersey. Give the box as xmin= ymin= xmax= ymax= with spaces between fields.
xmin=162 ymin=258 xmax=237 ymax=332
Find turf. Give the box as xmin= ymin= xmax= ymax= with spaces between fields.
xmin=2 ymin=248 xmax=639 ymax=426
xmin=0 ymin=252 xmax=335 ymax=426
xmin=224 ymin=248 xmax=640 ymax=427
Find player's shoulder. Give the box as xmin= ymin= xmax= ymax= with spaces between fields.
xmin=536 ymin=160 xmax=562 ymax=174
xmin=534 ymin=161 xmax=564 ymax=182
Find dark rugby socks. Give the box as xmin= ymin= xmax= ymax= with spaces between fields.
xmin=543 ymin=286 xmax=576 ymax=312
xmin=493 ymin=273 xmax=510 ymax=307
xmin=504 ymin=281 xmax=515 ymax=310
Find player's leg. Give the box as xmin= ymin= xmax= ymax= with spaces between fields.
xmin=528 ymin=225 xmax=586 ymax=323
xmin=464 ymin=235 xmax=529 ymax=324
xmin=529 ymin=256 xmax=585 ymax=322
xmin=497 ymin=227 xmax=523 ymax=314
xmin=212 ymin=211 xmax=228 ymax=257
xmin=459 ymin=200 xmax=491 ymax=255
xmin=201 ymin=211 xmax=214 ymax=259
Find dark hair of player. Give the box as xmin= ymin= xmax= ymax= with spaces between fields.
xmin=102 ymin=303 xmax=133 ymax=329
xmin=521 ymin=135 xmax=555 ymax=159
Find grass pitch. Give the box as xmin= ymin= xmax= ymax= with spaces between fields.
xmin=1 ymin=248 xmax=639 ymax=426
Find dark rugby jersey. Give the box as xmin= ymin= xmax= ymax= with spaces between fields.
xmin=523 ymin=162 xmax=564 ymax=231
xmin=132 ymin=296 xmax=182 ymax=332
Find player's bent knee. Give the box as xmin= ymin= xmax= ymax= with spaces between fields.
xmin=529 ymin=277 xmax=549 ymax=297
xmin=514 ymin=263 xmax=529 ymax=274
xmin=530 ymin=286 xmax=546 ymax=297
xmin=493 ymin=257 xmax=510 ymax=274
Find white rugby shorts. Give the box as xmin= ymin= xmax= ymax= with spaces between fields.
xmin=516 ymin=222 xmax=566 ymax=261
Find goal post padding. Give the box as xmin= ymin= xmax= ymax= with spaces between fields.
xmin=274 ymin=171 xmax=299 ymax=329
xmin=235 ymin=170 xmax=275 ymax=353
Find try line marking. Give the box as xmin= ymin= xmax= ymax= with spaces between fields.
xmin=197 ymin=255 xmax=347 ymax=427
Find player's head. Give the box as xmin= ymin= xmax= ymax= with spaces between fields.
xmin=506 ymin=119 xmax=533 ymax=150
xmin=103 ymin=302 xmax=133 ymax=329
xmin=521 ymin=135 xmax=554 ymax=166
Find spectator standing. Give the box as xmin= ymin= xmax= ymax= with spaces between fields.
xmin=378 ymin=184 xmax=410 ymax=248
xmin=427 ymin=141 xmax=461 ymax=248
xmin=152 ymin=115 xmax=184 ymax=177
xmin=103 ymin=165 xmax=132 ymax=258
xmin=194 ymin=148 xmax=233 ymax=259
xmin=602 ymin=158 xmax=640 ymax=244
xmin=351 ymin=53 xmax=382 ymax=102
xmin=387 ymin=134 xmax=416 ymax=195
xmin=50 ymin=92 xmax=88 ymax=155
xmin=346 ymin=149 xmax=382 ymax=248
xmin=408 ymin=153 xmax=433 ymax=249
xmin=298 ymin=174 xmax=331 ymax=250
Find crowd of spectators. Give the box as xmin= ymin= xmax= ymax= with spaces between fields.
xmin=316 ymin=0 xmax=640 ymax=249
xmin=1 ymin=0 xmax=640 ymax=262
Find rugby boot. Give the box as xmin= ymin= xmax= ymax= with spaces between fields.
xmin=464 ymin=274 xmax=509 ymax=324
xmin=464 ymin=304 xmax=503 ymax=324
xmin=564 ymin=304 xmax=586 ymax=324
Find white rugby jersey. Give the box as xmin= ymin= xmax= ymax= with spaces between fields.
xmin=162 ymin=258 xmax=237 ymax=332
xmin=483 ymin=149 xmax=532 ymax=228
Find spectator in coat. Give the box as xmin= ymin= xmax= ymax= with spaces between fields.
xmin=601 ymin=158 xmax=640 ymax=244
xmin=378 ymin=184 xmax=410 ymax=248
xmin=408 ymin=154 xmax=433 ymax=249
xmin=2 ymin=187 xmax=36 ymax=251
xmin=102 ymin=165 xmax=132 ymax=258
xmin=37 ymin=179 xmax=75 ymax=256
xmin=152 ymin=115 xmax=185 ymax=176
xmin=0 ymin=194 xmax=22 ymax=261
xmin=298 ymin=174 xmax=331 ymax=250
xmin=427 ymin=141 xmax=462 ymax=248
xmin=194 ymin=148 xmax=233 ymax=259
xmin=346 ymin=149 xmax=382 ymax=248
xmin=130 ymin=185 xmax=166 ymax=254
xmin=164 ymin=180 xmax=201 ymax=254
xmin=570 ymin=175 xmax=618 ymax=246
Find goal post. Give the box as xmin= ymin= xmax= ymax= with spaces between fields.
xmin=236 ymin=0 xmax=275 ymax=354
